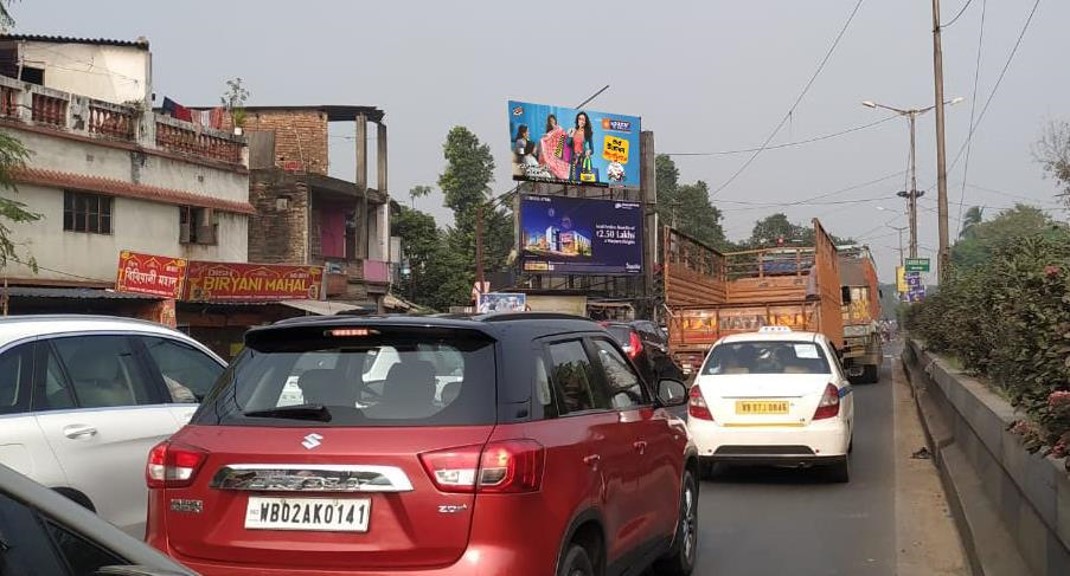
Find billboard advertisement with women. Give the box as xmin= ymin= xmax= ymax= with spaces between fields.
xmin=519 ymin=194 xmax=643 ymax=275
xmin=509 ymin=100 xmax=641 ymax=188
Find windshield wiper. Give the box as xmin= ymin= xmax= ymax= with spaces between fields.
xmin=242 ymin=404 xmax=333 ymax=422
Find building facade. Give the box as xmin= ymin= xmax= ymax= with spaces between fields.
xmin=0 ymin=35 xmax=251 ymax=323
xmin=239 ymin=106 xmax=394 ymax=308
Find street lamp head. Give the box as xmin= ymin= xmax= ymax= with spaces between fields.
xmin=947 ymin=96 xmax=965 ymax=106
xmin=861 ymin=100 xmax=877 ymax=109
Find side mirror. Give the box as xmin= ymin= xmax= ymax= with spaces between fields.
xmin=657 ymin=379 xmax=688 ymax=407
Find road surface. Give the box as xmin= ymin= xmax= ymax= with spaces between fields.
xmin=691 ymin=354 xmax=898 ymax=575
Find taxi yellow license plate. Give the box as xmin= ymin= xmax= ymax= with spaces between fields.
xmin=735 ymin=400 xmax=789 ymax=415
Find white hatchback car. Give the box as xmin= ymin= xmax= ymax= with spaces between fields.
xmin=686 ymin=327 xmax=854 ymax=482
xmin=0 ymin=315 xmax=226 ymax=537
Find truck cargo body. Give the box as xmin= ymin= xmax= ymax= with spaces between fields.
xmin=663 ymin=220 xmax=844 ymax=380
xmin=838 ymin=246 xmax=883 ymax=383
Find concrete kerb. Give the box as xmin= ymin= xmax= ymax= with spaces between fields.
xmin=901 ymin=339 xmax=1067 ymax=576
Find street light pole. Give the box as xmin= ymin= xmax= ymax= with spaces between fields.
xmin=908 ymin=112 xmax=918 ymax=258
xmin=862 ymin=97 xmax=963 ymax=263
xmin=932 ymin=0 xmax=950 ymax=283
xmin=887 ymin=224 xmax=908 ymax=268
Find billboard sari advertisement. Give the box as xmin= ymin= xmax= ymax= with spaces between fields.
xmin=519 ymin=194 xmax=643 ymax=275
xmin=509 ymin=101 xmax=641 ymax=187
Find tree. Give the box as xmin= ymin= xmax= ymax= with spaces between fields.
xmin=0 ymin=131 xmax=41 ymax=270
xmin=951 ymin=204 xmax=1058 ymax=271
xmin=746 ymin=212 xmax=853 ymax=249
xmin=654 ymin=155 xmax=728 ymax=249
xmin=408 ymin=185 xmax=432 ymax=209
xmin=0 ymin=1 xmax=38 ymax=270
xmin=435 ymin=126 xmax=513 ymax=307
xmin=748 ymin=213 xmax=805 ymax=247
xmin=959 ymin=206 xmax=985 ymax=239
xmin=391 ymin=205 xmax=446 ymax=309
xmin=1035 ymin=120 xmax=1070 ymax=205
xmin=0 ymin=1 xmax=15 ymax=32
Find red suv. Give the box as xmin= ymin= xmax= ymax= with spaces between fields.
xmin=145 ymin=313 xmax=699 ymax=576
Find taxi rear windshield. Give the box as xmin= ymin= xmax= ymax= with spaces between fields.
xmin=193 ymin=325 xmax=497 ymax=427
xmin=701 ymin=340 xmax=830 ymax=376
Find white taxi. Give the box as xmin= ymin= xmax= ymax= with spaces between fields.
xmin=686 ymin=326 xmax=854 ymax=482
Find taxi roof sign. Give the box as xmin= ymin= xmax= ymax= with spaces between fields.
xmin=758 ymin=326 xmax=793 ymax=333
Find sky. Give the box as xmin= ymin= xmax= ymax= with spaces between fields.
xmin=14 ymin=0 xmax=1069 ymax=283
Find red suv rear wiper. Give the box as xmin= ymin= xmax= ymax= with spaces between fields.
xmin=242 ymin=404 xmax=333 ymax=422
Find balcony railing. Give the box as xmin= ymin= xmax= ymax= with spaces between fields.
xmin=31 ymin=92 xmax=67 ymax=127
xmin=155 ymin=116 xmax=242 ymax=165
xmin=0 ymin=75 xmax=246 ymax=167
xmin=88 ymin=101 xmax=136 ymax=140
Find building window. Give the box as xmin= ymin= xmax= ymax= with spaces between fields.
xmin=63 ymin=191 xmax=112 ymax=234
xmin=180 ymin=206 xmax=217 ymax=245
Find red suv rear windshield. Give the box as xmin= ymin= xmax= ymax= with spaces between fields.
xmin=193 ymin=325 xmax=497 ymax=427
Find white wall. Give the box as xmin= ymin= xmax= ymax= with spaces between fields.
xmin=0 ymin=185 xmax=247 ymax=284
xmin=14 ymin=130 xmax=250 ymax=207
xmin=20 ymin=42 xmax=149 ymax=105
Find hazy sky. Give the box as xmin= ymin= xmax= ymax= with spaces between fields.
xmin=16 ymin=0 xmax=1069 ymax=282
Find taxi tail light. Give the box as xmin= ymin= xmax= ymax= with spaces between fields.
xmin=688 ymin=385 xmax=714 ymax=421
xmin=813 ymin=384 xmax=841 ymax=420
xmin=146 ymin=441 xmax=206 ymax=489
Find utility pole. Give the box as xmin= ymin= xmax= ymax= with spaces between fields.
xmin=887 ymin=225 xmax=908 ymax=267
xmin=475 ymin=204 xmax=485 ymax=294
xmin=932 ymin=0 xmax=951 ymax=283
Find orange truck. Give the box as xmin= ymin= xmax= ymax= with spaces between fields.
xmin=662 ymin=219 xmax=845 ymax=380
xmin=836 ymin=245 xmax=883 ymax=383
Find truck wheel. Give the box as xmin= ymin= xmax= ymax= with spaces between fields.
xmin=863 ymin=364 xmax=880 ymax=384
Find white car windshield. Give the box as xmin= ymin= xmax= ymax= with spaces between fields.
xmin=702 ymin=341 xmax=830 ymax=376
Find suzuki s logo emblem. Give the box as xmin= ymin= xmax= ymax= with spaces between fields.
xmin=301 ymin=433 xmax=323 ymax=450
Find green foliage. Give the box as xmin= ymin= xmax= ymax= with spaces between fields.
xmin=220 ymin=77 xmax=249 ymax=127
xmin=908 ymin=224 xmax=1070 ymax=466
xmin=0 ymin=1 xmax=16 ymax=32
xmin=1035 ymin=120 xmax=1070 ymax=204
xmin=390 ymin=127 xmax=516 ymax=311
xmin=655 ymin=155 xmax=729 ymax=249
xmin=950 ymin=204 xmax=1057 ymax=271
xmin=392 ymin=206 xmax=447 ymax=309
xmin=746 ymin=212 xmax=853 ymax=248
xmin=0 ymin=130 xmax=41 ymax=271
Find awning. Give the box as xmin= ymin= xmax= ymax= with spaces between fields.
xmin=278 ymin=300 xmax=369 ymax=316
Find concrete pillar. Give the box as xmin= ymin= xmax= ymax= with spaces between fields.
xmin=355 ymin=114 xmax=369 ymax=259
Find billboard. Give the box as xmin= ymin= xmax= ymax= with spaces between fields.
xmin=184 ymin=261 xmax=324 ymax=301
xmin=508 ymin=100 xmax=641 ymax=187
xmin=476 ymin=292 xmax=527 ymax=314
xmin=519 ymin=195 xmax=642 ymax=275
xmin=115 ymin=251 xmax=187 ymax=298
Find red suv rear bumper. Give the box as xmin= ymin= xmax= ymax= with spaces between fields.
xmin=151 ymin=542 xmax=554 ymax=576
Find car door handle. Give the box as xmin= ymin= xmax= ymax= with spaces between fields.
xmin=63 ymin=424 xmax=98 ymax=439
xmin=583 ymin=454 xmax=601 ymax=468
xmin=633 ymin=441 xmax=648 ymax=455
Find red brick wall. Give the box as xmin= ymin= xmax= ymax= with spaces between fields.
xmin=241 ymin=110 xmax=330 ymax=176
xmin=247 ymin=170 xmax=310 ymax=264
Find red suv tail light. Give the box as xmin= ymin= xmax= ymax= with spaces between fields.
xmin=813 ymin=384 xmax=841 ymax=420
xmin=420 ymin=440 xmax=545 ymax=494
xmin=688 ymin=385 xmax=714 ymax=421
xmin=627 ymin=331 xmax=644 ymax=360
xmin=146 ymin=441 xmax=207 ymax=489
